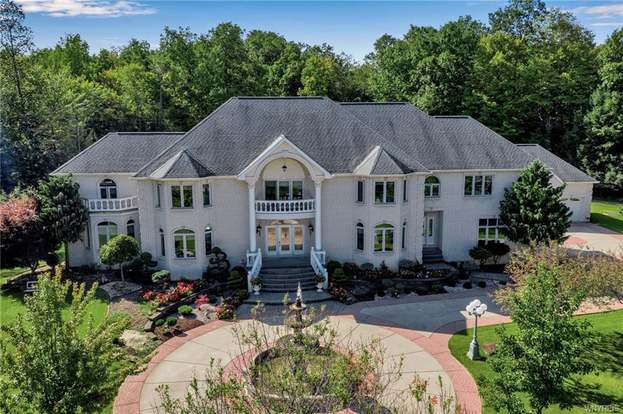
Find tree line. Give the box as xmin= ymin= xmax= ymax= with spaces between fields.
xmin=1 ymin=0 xmax=621 ymax=192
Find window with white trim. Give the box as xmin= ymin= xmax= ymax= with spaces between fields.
xmin=424 ymin=176 xmax=440 ymax=198
xmin=171 ymin=185 xmax=193 ymax=208
xmin=477 ymin=218 xmax=507 ymax=247
xmin=265 ymin=180 xmax=303 ymax=200
xmin=464 ymin=175 xmax=493 ymax=196
xmin=126 ymin=219 xmax=135 ymax=238
xmin=355 ymin=222 xmax=364 ymax=251
xmin=204 ymin=226 xmax=213 ymax=255
xmin=374 ymin=181 xmax=395 ymax=204
xmin=374 ymin=223 xmax=394 ymax=252
xmin=356 ymin=180 xmax=365 ymax=203
xmin=173 ymin=228 xmax=196 ymax=258
xmin=402 ymin=222 xmax=407 ymax=249
xmin=97 ymin=221 xmax=117 ymax=248
xmin=159 ymin=228 xmax=165 ymax=256
xmin=403 ymin=179 xmax=408 ymax=202
xmin=99 ymin=179 xmax=117 ymax=199
xmin=155 ymin=184 xmax=162 ymax=207
xmin=203 ymin=184 xmax=211 ymax=206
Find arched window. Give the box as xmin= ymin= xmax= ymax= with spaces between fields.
xmin=126 ymin=219 xmax=135 ymax=238
xmin=424 ymin=176 xmax=440 ymax=198
xmin=159 ymin=228 xmax=165 ymax=256
xmin=374 ymin=223 xmax=394 ymax=252
xmin=99 ymin=179 xmax=117 ymax=199
xmin=204 ymin=226 xmax=213 ymax=255
xmin=355 ymin=223 xmax=364 ymax=251
xmin=173 ymin=228 xmax=195 ymax=258
xmin=97 ymin=221 xmax=117 ymax=248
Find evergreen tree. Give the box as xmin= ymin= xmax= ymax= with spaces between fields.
xmin=580 ymin=29 xmax=623 ymax=191
xmin=36 ymin=175 xmax=89 ymax=269
xmin=499 ymin=160 xmax=571 ymax=245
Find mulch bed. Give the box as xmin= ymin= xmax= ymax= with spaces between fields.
xmin=154 ymin=318 xmax=205 ymax=342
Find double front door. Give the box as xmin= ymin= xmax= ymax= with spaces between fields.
xmin=266 ymin=224 xmax=304 ymax=255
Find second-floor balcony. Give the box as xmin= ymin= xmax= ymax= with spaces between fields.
xmin=84 ymin=196 xmax=138 ymax=212
xmin=255 ymin=199 xmax=315 ymax=219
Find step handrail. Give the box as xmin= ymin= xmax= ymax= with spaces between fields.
xmin=310 ymin=247 xmax=328 ymax=289
xmin=246 ymin=250 xmax=262 ymax=291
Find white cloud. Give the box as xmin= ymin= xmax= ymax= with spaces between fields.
xmin=573 ymin=3 xmax=623 ymax=17
xmin=591 ymin=21 xmax=623 ymax=27
xmin=16 ymin=0 xmax=157 ymax=17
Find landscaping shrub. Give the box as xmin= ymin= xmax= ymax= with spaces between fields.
xmin=477 ymin=281 xmax=487 ymax=288
xmin=151 ymin=270 xmax=171 ymax=287
xmin=178 ymin=305 xmax=193 ymax=315
xmin=429 ymin=268 xmax=449 ymax=279
xmin=485 ymin=242 xmax=510 ymax=264
xmin=166 ymin=316 xmax=177 ymax=326
xmin=414 ymin=287 xmax=429 ymax=296
xmin=227 ymin=270 xmax=244 ymax=290
xmin=499 ymin=280 xmax=507 ymax=286
xmin=329 ymin=286 xmax=349 ymax=303
xmin=216 ymin=304 xmax=235 ymax=320
xmin=154 ymin=319 xmax=165 ymax=327
xmin=430 ymin=284 xmax=446 ymax=294
xmin=142 ymin=290 xmax=156 ymax=301
xmin=342 ymin=262 xmax=359 ymax=278
xmin=446 ymin=280 xmax=457 ymax=287
xmin=205 ymin=247 xmax=230 ymax=281
xmin=326 ymin=260 xmax=342 ymax=276
xmin=360 ymin=262 xmax=374 ymax=271
xmin=99 ymin=235 xmax=140 ymax=281
xmin=463 ymin=281 xmax=473 ymax=289
xmin=194 ymin=294 xmax=210 ymax=306
xmin=234 ymin=289 xmax=249 ymax=301
xmin=231 ymin=265 xmax=248 ymax=279
xmin=331 ymin=268 xmax=348 ymax=287
xmin=469 ymin=246 xmax=492 ymax=268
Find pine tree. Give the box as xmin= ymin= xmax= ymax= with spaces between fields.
xmin=500 ymin=160 xmax=571 ymax=245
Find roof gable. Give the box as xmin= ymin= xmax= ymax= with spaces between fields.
xmin=517 ymin=144 xmax=596 ymax=183
xmin=150 ymin=150 xmax=213 ymax=179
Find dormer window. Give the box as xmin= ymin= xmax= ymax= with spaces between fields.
xmin=99 ymin=179 xmax=117 ymax=199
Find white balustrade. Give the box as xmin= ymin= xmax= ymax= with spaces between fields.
xmin=84 ymin=196 xmax=138 ymax=212
xmin=246 ymin=250 xmax=262 ymax=291
xmin=255 ymin=199 xmax=315 ymax=214
xmin=310 ymin=247 xmax=328 ymax=289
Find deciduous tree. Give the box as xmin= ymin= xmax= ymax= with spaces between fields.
xmin=99 ymin=234 xmax=140 ymax=281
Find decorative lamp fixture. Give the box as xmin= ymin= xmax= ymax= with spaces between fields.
xmin=256 ymin=225 xmax=262 ymax=235
xmin=281 ymin=163 xmax=288 ymax=174
xmin=308 ymin=223 xmax=314 ymax=232
xmin=465 ymin=299 xmax=488 ymax=360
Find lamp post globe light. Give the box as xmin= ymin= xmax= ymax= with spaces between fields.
xmin=466 ymin=299 xmax=488 ymax=360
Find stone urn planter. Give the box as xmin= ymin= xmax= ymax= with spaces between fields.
xmin=253 ymin=284 xmax=261 ymax=295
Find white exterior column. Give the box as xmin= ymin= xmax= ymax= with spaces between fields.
xmin=314 ymin=178 xmax=322 ymax=250
xmin=247 ymin=180 xmax=257 ymax=252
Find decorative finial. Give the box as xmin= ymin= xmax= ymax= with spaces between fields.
xmin=296 ymin=282 xmax=303 ymax=306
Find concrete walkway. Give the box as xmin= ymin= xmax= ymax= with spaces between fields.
xmin=565 ymin=222 xmax=623 ymax=255
xmin=113 ymin=289 xmax=623 ymax=414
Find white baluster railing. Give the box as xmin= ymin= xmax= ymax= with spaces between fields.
xmin=310 ymin=247 xmax=328 ymax=289
xmin=246 ymin=250 xmax=262 ymax=291
xmin=85 ymin=196 xmax=138 ymax=212
xmin=255 ymin=199 xmax=315 ymax=214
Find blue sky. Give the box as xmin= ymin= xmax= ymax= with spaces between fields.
xmin=18 ymin=1 xmax=623 ymax=61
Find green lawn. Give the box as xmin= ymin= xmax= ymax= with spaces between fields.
xmin=591 ymin=199 xmax=623 ymax=234
xmin=449 ymin=310 xmax=623 ymax=413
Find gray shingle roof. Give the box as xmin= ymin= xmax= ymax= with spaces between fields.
xmin=135 ymin=97 xmax=428 ymax=177
xmin=52 ymin=132 xmax=184 ymax=174
xmin=54 ymin=98 xmax=593 ymax=182
xmin=341 ymin=103 xmax=534 ymax=171
xmin=371 ymin=149 xmax=407 ymax=175
xmin=517 ymin=144 xmax=597 ymax=183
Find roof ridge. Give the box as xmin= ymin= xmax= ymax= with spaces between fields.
xmin=51 ymin=132 xmax=114 ymax=175
xmin=235 ymin=96 xmax=326 ymax=100
xmin=116 ymin=131 xmax=185 ymax=135
xmin=433 ymin=115 xmax=470 ymax=119
xmin=339 ymin=102 xmax=409 ymax=106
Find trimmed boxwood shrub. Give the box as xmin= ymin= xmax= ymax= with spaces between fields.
xmin=234 ymin=289 xmax=249 ymax=301
xmin=469 ymin=246 xmax=492 ymax=267
xmin=178 ymin=305 xmax=193 ymax=315
xmin=430 ymin=284 xmax=445 ymax=294
xmin=326 ymin=260 xmax=342 ymax=276
xmin=152 ymin=270 xmax=171 ymax=287
xmin=331 ymin=268 xmax=348 ymax=287
xmin=227 ymin=270 xmax=244 ymax=290
xmin=477 ymin=281 xmax=487 ymax=288
xmin=166 ymin=316 xmax=177 ymax=326
xmin=463 ymin=281 xmax=473 ymax=289
xmin=154 ymin=319 xmax=165 ymax=327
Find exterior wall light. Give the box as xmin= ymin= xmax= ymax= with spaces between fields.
xmin=308 ymin=224 xmax=314 ymax=232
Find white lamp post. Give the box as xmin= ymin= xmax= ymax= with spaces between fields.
xmin=465 ymin=299 xmax=487 ymax=360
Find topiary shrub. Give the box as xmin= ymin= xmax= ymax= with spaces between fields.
xmin=166 ymin=316 xmax=177 ymax=326
xmin=231 ymin=265 xmax=248 ymax=280
xmin=331 ymin=268 xmax=348 ymax=287
xmin=485 ymin=242 xmax=511 ymax=264
xmin=152 ymin=270 xmax=171 ymax=287
xmin=469 ymin=246 xmax=492 ymax=268
xmin=326 ymin=260 xmax=342 ymax=277
xmin=205 ymin=247 xmax=230 ymax=281
xmin=178 ymin=305 xmax=193 ymax=315
xmin=227 ymin=270 xmax=244 ymax=290
xmin=155 ymin=319 xmax=165 ymax=327
xmin=463 ymin=281 xmax=473 ymax=289
xmin=342 ymin=262 xmax=359 ymax=278
xmin=477 ymin=281 xmax=487 ymax=288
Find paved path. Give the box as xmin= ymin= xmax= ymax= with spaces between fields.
xmin=565 ymin=222 xmax=623 ymax=255
xmin=114 ymin=289 xmax=623 ymax=414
